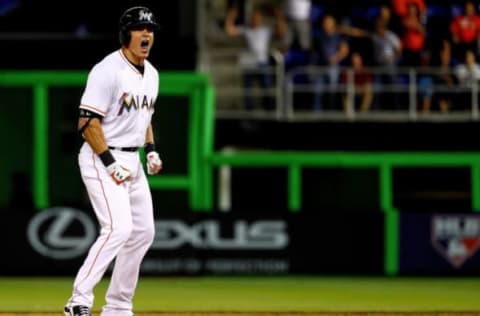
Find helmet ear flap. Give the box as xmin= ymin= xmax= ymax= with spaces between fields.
xmin=119 ymin=27 xmax=130 ymax=46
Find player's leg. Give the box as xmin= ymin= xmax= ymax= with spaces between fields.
xmin=66 ymin=154 xmax=134 ymax=309
xmin=101 ymin=167 xmax=155 ymax=316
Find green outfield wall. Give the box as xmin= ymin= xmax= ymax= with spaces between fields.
xmin=2 ymin=71 xmax=480 ymax=276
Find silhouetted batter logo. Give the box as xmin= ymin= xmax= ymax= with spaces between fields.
xmin=431 ymin=215 xmax=480 ymax=268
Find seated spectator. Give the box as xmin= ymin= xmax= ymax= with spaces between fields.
xmin=431 ymin=40 xmax=457 ymax=113
xmin=225 ymin=4 xmax=287 ymax=112
xmin=400 ymin=3 xmax=426 ymax=67
xmin=449 ymin=0 xmax=480 ymax=63
xmin=340 ymin=52 xmax=374 ymax=112
xmin=310 ymin=14 xmax=349 ymax=111
xmin=453 ymin=49 xmax=480 ymax=110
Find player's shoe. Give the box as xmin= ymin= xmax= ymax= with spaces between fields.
xmin=64 ymin=305 xmax=91 ymax=316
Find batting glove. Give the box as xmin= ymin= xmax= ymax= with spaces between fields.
xmin=106 ymin=161 xmax=131 ymax=184
xmin=147 ymin=151 xmax=163 ymax=175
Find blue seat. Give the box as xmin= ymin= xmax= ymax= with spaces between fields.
xmin=284 ymin=49 xmax=310 ymax=69
xmin=310 ymin=4 xmax=324 ymax=23
xmin=284 ymin=49 xmax=310 ymax=84
xmin=451 ymin=4 xmax=463 ymax=18
xmin=427 ymin=4 xmax=450 ymax=18
xmin=366 ymin=5 xmax=380 ymax=20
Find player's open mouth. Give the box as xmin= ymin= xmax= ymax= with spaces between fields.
xmin=141 ymin=39 xmax=149 ymax=51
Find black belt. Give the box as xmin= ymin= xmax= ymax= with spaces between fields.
xmin=108 ymin=146 xmax=139 ymax=152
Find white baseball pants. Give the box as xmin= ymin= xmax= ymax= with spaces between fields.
xmin=67 ymin=144 xmax=155 ymax=316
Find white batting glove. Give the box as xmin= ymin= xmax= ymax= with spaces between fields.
xmin=106 ymin=161 xmax=131 ymax=184
xmin=147 ymin=152 xmax=163 ymax=175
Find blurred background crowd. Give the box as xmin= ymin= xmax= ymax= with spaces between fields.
xmin=3 ymin=0 xmax=480 ymax=116
xmin=198 ymin=0 xmax=480 ymax=116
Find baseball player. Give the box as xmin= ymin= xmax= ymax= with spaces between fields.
xmin=64 ymin=6 xmax=162 ymax=316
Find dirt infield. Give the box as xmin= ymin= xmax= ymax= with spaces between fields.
xmin=1 ymin=313 xmax=480 ymax=316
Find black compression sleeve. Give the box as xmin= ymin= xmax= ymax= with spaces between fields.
xmin=99 ymin=150 xmax=115 ymax=167
xmin=144 ymin=142 xmax=156 ymax=154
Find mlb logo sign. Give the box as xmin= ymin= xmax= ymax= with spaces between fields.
xmin=431 ymin=215 xmax=480 ymax=268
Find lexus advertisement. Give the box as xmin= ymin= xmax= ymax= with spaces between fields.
xmin=1 ymin=207 xmax=384 ymax=275
xmin=9 ymin=207 xmax=480 ymax=275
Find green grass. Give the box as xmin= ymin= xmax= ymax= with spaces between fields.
xmin=0 ymin=276 xmax=480 ymax=313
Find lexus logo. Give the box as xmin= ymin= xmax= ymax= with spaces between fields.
xmin=27 ymin=207 xmax=96 ymax=259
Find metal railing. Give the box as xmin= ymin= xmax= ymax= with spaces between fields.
xmin=285 ymin=66 xmax=480 ymax=122
xmin=211 ymin=56 xmax=480 ymax=122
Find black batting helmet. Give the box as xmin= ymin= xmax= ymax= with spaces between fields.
xmin=119 ymin=6 xmax=160 ymax=46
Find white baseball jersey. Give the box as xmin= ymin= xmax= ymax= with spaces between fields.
xmin=80 ymin=49 xmax=159 ymax=147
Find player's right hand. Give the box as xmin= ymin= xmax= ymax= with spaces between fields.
xmin=146 ymin=151 xmax=163 ymax=175
xmin=106 ymin=161 xmax=131 ymax=184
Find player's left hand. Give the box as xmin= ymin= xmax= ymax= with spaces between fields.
xmin=146 ymin=151 xmax=163 ymax=175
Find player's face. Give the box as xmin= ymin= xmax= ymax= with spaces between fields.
xmin=127 ymin=25 xmax=155 ymax=63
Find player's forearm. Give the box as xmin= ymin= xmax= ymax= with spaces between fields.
xmin=144 ymin=124 xmax=158 ymax=156
xmin=145 ymin=124 xmax=155 ymax=144
xmin=79 ymin=117 xmax=109 ymax=154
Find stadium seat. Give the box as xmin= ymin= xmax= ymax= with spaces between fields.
xmin=310 ymin=4 xmax=324 ymax=23
xmin=451 ymin=4 xmax=463 ymax=18
xmin=285 ymin=49 xmax=309 ymax=69
xmin=427 ymin=4 xmax=450 ymax=18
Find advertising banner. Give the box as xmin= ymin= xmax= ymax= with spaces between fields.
xmin=399 ymin=212 xmax=480 ymax=274
xmin=0 ymin=207 xmax=383 ymax=275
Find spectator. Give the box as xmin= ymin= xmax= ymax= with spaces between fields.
xmin=310 ymin=14 xmax=349 ymax=111
xmin=340 ymin=52 xmax=374 ymax=112
xmin=454 ymin=49 xmax=480 ymax=84
xmin=454 ymin=49 xmax=480 ymax=110
xmin=371 ymin=17 xmax=402 ymax=109
xmin=380 ymin=4 xmax=393 ymax=27
xmin=225 ymin=4 xmax=287 ymax=111
xmin=449 ymin=0 xmax=480 ymax=62
xmin=391 ymin=0 xmax=427 ymax=18
xmin=431 ymin=40 xmax=456 ymax=113
xmin=400 ymin=3 xmax=426 ymax=67
xmin=227 ymin=0 xmax=247 ymax=24
xmin=416 ymin=53 xmax=435 ymax=113
xmin=391 ymin=0 xmax=427 ymax=34
xmin=282 ymin=0 xmax=312 ymax=51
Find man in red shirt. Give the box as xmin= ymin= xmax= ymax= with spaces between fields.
xmin=391 ymin=0 xmax=426 ymax=18
xmin=450 ymin=0 xmax=480 ymax=61
xmin=400 ymin=3 xmax=426 ymax=66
